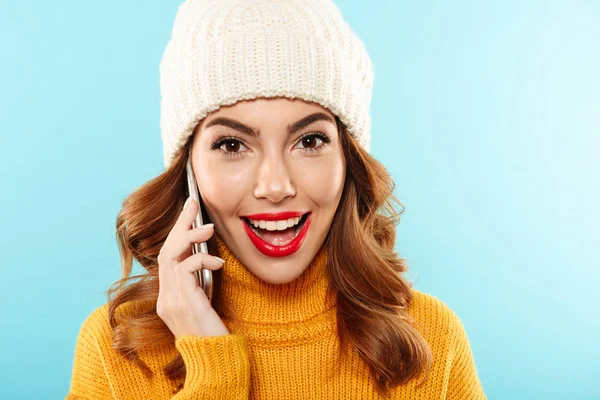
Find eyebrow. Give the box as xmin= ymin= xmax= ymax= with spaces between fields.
xmin=203 ymin=112 xmax=336 ymax=137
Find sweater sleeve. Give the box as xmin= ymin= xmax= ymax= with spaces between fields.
xmin=446 ymin=311 xmax=486 ymax=400
xmin=65 ymin=319 xmax=114 ymax=399
xmin=172 ymin=334 xmax=251 ymax=399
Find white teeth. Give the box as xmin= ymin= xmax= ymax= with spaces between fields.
xmin=247 ymin=216 xmax=304 ymax=231
xmin=276 ymin=220 xmax=287 ymax=230
xmin=266 ymin=221 xmax=277 ymax=231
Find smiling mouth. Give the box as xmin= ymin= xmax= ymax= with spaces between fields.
xmin=241 ymin=212 xmax=310 ymax=246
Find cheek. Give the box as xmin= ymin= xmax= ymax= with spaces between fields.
xmin=296 ymin=155 xmax=346 ymax=207
xmin=195 ymin=160 xmax=251 ymax=217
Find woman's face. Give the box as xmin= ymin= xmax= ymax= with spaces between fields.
xmin=190 ymin=97 xmax=346 ymax=284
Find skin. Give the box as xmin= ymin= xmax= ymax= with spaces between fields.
xmin=189 ymin=97 xmax=346 ymax=284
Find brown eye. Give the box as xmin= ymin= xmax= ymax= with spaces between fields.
xmin=214 ymin=138 xmax=248 ymax=154
xmin=223 ymin=140 xmax=240 ymax=152
xmin=295 ymin=133 xmax=329 ymax=151
xmin=211 ymin=136 xmax=249 ymax=157
xmin=301 ymin=136 xmax=318 ymax=149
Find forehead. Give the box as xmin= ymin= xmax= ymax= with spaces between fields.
xmin=200 ymin=97 xmax=336 ymax=128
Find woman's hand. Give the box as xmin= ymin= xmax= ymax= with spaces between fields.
xmin=156 ymin=197 xmax=229 ymax=339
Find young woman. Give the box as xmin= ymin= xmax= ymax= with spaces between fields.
xmin=67 ymin=0 xmax=486 ymax=399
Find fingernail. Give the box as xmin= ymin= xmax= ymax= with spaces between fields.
xmin=201 ymin=223 xmax=214 ymax=229
xmin=183 ymin=196 xmax=192 ymax=210
xmin=213 ymin=256 xmax=225 ymax=264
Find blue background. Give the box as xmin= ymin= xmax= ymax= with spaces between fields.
xmin=1 ymin=1 xmax=598 ymax=398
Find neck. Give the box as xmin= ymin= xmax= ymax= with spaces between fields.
xmin=213 ymin=235 xmax=336 ymax=326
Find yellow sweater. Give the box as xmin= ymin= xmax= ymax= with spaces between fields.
xmin=67 ymin=237 xmax=486 ymax=399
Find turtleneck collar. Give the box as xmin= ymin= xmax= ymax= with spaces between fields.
xmin=213 ymin=235 xmax=336 ymax=328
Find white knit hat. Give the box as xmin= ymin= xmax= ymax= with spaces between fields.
xmin=159 ymin=0 xmax=374 ymax=168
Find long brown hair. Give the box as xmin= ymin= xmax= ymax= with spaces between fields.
xmin=107 ymin=115 xmax=433 ymax=395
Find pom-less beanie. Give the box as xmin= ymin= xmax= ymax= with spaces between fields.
xmin=159 ymin=0 xmax=374 ymax=168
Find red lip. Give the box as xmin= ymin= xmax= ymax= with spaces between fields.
xmin=241 ymin=213 xmax=311 ymax=258
xmin=242 ymin=211 xmax=307 ymax=221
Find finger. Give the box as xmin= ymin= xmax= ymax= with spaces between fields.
xmin=158 ymin=199 xmax=212 ymax=299
xmin=176 ymin=224 xmax=215 ymax=263
xmin=159 ymin=224 xmax=214 ymax=297
xmin=174 ymin=253 xmax=225 ymax=306
xmin=159 ymin=202 xmax=204 ymax=288
xmin=175 ymin=197 xmax=198 ymax=233
xmin=179 ymin=242 xmax=193 ymax=262
xmin=158 ymin=252 xmax=177 ymax=301
xmin=162 ymin=220 xmax=215 ymax=267
xmin=158 ymin=253 xmax=176 ymax=299
xmin=162 ymin=198 xmax=198 ymax=257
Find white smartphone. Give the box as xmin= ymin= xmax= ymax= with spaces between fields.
xmin=185 ymin=150 xmax=214 ymax=304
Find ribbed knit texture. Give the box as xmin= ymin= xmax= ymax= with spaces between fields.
xmin=66 ymin=237 xmax=486 ymax=399
xmin=160 ymin=0 xmax=374 ymax=168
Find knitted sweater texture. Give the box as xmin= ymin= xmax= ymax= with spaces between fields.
xmin=66 ymin=238 xmax=486 ymax=399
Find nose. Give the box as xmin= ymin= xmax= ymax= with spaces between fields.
xmin=253 ymin=153 xmax=296 ymax=203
